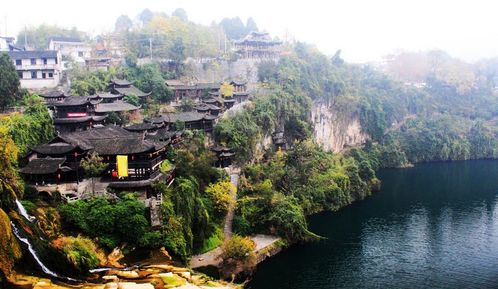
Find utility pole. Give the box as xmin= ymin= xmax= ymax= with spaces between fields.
xmin=149 ymin=38 xmax=152 ymax=60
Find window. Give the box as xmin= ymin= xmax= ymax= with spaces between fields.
xmin=48 ymin=72 xmax=53 ymax=78
xmin=31 ymin=71 xmax=37 ymax=79
xmin=42 ymin=72 xmax=46 ymax=79
xmin=78 ymin=51 xmax=84 ymax=57
xmin=43 ymin=58 xmax=47 ymax=65
xmin=17 ymin=72 xmax=23 ymax=79
xmin=30 ymin=58 xmax=36 ymax=65
xmin=15 ymin=59 xmax=21 ymax=66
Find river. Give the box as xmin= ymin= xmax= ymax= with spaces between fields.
xmin=248 ymin=160 xmax=498 ymax=289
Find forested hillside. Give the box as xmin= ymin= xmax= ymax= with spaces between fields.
xmin=214 ymin=42 xmax=498 ymax=243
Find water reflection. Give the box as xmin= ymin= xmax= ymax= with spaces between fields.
xmin=248 ymin=161 xmax=498 ymax=289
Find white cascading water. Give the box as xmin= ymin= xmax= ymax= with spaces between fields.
xmin=15 ymin=199 xmax=35 ymax=222
xmin=10 ymin=222 xmax=59 ymax=278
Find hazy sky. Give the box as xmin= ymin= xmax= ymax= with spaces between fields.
xmin=2 ymin=0 xmax=498 ymax=63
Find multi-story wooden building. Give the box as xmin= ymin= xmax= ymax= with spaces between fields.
xmin=233 ymin=31 xmax=282 ymax=59
xmin=20 ymin=126 xmax=175 ymax=191
xmin=165 ymin=79 xmax=219 ymax=106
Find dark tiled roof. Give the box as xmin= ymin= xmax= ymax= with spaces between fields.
xmin=111 ymin=78 xmax=134 ymax=86
xmin=19 ymin=157 xmax=67 ymax=175
xmin=49 ymin=36 xmax=83 ymax=43
xmin=89 ymin=137 xmax=161 ymax=155
xmin=125 ymin=123 xmax=157 ymax=132
xmin=211 ymin=146 xmax=232 ymax=152
xmin=58 ymin=125 xmax=165 ymax=155
xmin=235 ymin=31 xmax=282 ymax=46
xmin=31 ymin=143 xmax=76 ymax=155
xmin=165 ymin=79 xmax=185 ymax=87
xmin=96 ymin=93 xmax=122 ymax=99
xmin=144 ymin=116 xmax=166 ymax=125
xmin=7 ymin=50 xmax=58 ymax=59
xmin=40 ymin=90 xmax=66 ymax=98
xmin=58 ymin=126 xmax=132 ymax=150
xmin=52 ymin=96 xmax=92 ymax=107
xmin=94 ymin=101 xmax=139 ymax=113
xmin=195 ymin=103 xmax=221 ymax=111
xmin=114 ymin=86 xmax=151 ymax=97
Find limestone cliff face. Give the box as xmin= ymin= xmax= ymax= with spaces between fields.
xmin=187 ymin=58 xmax=270 ymax=84
xmin=311 ymin=101 xmax=369 ymax=152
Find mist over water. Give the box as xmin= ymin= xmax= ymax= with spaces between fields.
xmin=248 ymin=160 xmax=498 ymax=289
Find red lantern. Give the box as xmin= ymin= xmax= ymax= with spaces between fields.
xmin=112 ymin=171 xmax=118 ymax=178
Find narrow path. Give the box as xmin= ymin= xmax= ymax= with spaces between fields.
xmin=190 ymin=166 xmax=239 ymax=268
xmin=223 ymin=170 xmax=239 ymax=239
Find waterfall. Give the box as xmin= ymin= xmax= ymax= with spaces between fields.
xmin=10 ymin=222 xmax=59 ymax=278
xmin=15 ymin=199 xmax=35 ymax=222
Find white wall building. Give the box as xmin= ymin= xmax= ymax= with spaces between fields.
xmin=8 ymin=50 xmax=62 ymax=89
xmin=48 ymin=37 xmax=91 ymax=69
xmin=0 ymin=36 xmax=16 ymax=51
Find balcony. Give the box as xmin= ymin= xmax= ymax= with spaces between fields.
xmin=16 ymin=63 xmax=58 ymax=70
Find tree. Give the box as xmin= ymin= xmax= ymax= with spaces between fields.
xmin=246 ymin=17 xmax=258 ymax=32
xmin=0 ymin=125 xmax=20 ymax=207
xmin=205 ymin=181 xmax=235 ymax=216
xmin=16 ymin=24 xmax=84 ymax=49
xmin=0 ymin=53 xmax=20 ymax=110
xmin=221 ymin=234 xmax=255 ymax=262
xmin=220 ymin=234 xmax=256 ymax=277
xmin=172 ymin=8 xmax=188 ymax=22
xmin=115 ymin=15 xmax=133 ymax=32
xmin=220 ymin=17 xmax=246 ymax=40
xmin=139 ymin=9 xmax=154 ymax=24
xmin=80 ymin=152 xmax=108 ymax=195
xmin=219 ymin=81 xmax=234 ymax=98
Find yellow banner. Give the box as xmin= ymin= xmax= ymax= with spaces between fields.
xmin=116 ymin=155 xmax=128 ymax=177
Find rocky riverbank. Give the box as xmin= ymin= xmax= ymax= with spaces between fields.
xmin=11 ymin=264 xmax=240 ymax=289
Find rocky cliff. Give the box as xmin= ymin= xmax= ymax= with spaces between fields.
xmin=186 ymin=58 xmax=268 ymax=84
xmin=311 ymin=101 xmax=369 ymax=152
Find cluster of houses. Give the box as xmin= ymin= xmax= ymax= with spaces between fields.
xmin=18 ymin=76 xmax=251 ymax=202
xmin=1 ymin=36 xmax=122 ymax=89
xmin=4 ymin=30 xmax=284 ymax=224
xmin=1 ymin=30 xmax=283 ymax=90
xmin=41 ymin=78 xmax=147 ymax=132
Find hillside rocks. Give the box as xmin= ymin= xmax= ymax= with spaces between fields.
xmin=11 ymin=262 xmax=238 ymax=289
xmin=0 ymin=208 xmax=22 ymax=284
xmin=311 ymin=101 xmax=368 ymax=152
